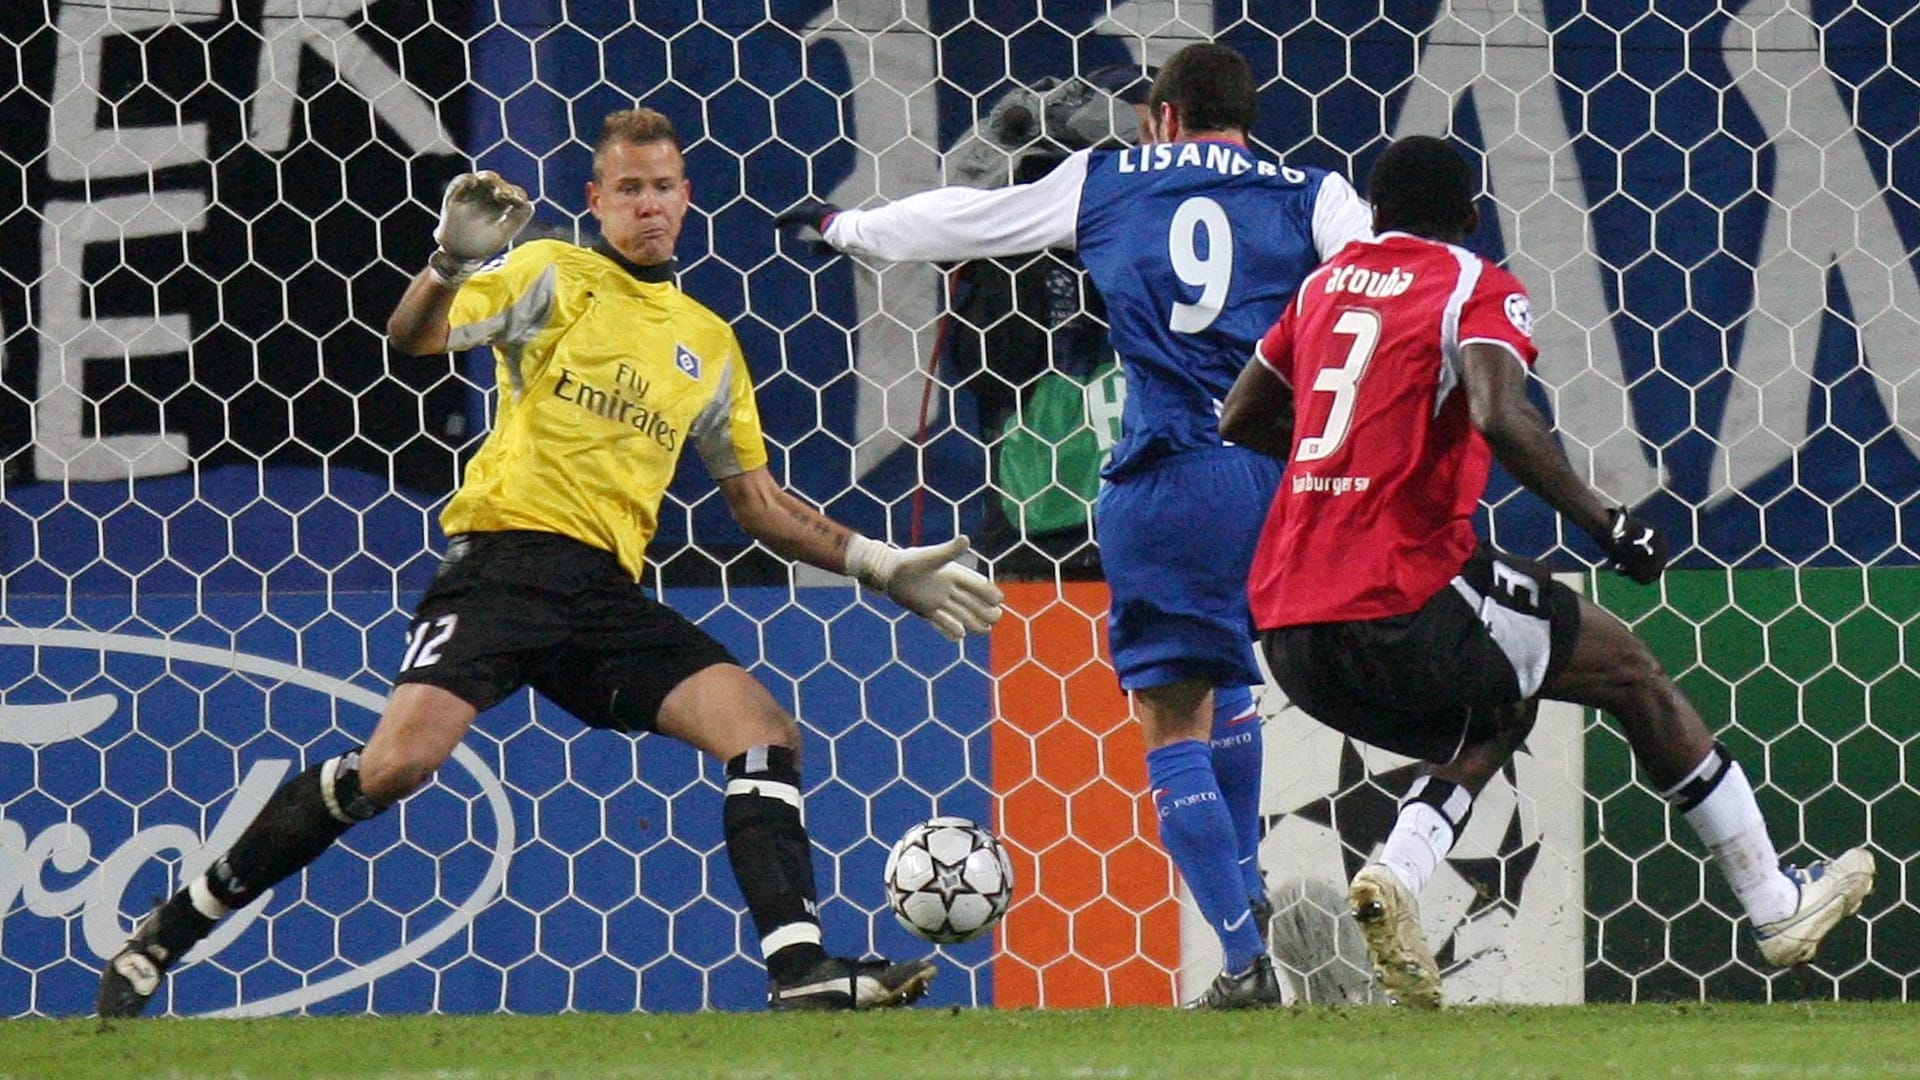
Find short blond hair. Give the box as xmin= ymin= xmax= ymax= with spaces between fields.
xmin=592 ymin=108 xmax=682 ymax=178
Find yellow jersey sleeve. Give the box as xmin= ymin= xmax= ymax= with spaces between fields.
xmin=445 ymin=241 xmax=566 ymax=355
xmin=688 ymin=331 xmax=770 ymax=480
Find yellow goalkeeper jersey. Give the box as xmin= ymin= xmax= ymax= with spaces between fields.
xmin=441 ymin=239 xmax=769 ymax=580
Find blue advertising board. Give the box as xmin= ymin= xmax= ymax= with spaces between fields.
xmin=0 ymin=514 xmax=994 ymax=1015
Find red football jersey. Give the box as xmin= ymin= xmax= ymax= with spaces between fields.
xmin=1247 ymin=232 xmax=1539 ymax=629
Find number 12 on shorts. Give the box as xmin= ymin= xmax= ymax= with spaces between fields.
xmin=399 ymin=614 xmax=458 ymax=672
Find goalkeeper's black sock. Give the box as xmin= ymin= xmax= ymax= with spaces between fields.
xmin=134 ymin=752 xmax=385 ymax=964
xmin=188 ymin=751 xmax=389 ymax=920
xmin=724 ymin=745 xmax=828 ymax=983
xmin=143 ymin=891 xmax=217 ymax=962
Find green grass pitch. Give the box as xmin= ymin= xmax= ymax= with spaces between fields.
xmin=3 ymin=1002 xmax=1916 ymax=1079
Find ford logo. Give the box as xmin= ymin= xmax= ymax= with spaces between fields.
xmin=0 ymin=628 xmax=514 ymax=1017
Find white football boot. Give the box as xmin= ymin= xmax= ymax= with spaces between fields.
xmin=1348 ymin=863 xmax=1442 ymax=1009
xmin=1754 ymin=847 xmax=1876 ymax=967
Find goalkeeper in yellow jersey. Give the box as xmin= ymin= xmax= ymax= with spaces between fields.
xmin=96 ymin=107 xmax=1003 ymax=1018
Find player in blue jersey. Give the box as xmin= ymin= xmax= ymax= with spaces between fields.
xmin=779 ymin=43 xmax=1372 ymax=1008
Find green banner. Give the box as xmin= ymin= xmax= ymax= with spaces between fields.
xmin=1587 ymin=568 xmax=1918 ymax=1000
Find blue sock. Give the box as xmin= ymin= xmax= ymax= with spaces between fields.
xmin=1209 ymin=685 xmax=1266 ymax=904
xmin=1148 ymin=738 xmax=1265 ymax=974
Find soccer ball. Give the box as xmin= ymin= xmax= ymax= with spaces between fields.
xmin=882 ymin=816 xmax=1014 ymax=944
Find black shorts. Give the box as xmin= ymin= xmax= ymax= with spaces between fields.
xmin=392 ymin=530 xmax=738 ymax=732
xmin=1261 ymin=544 xmax=1582 ymax=763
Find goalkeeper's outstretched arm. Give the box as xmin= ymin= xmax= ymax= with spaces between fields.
xmin=717 ymin=467 xmax=1004 ymax=641
xmin=387 ymin=170 xmax=532 ymax=355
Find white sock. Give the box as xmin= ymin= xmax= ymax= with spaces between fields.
xmin=1665 ymin=746 xmax=1797 ymax=927
xmin=1378 ymin=777 xmax=1470 ymax=894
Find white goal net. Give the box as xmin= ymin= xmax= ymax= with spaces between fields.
xmin=0 ymin=0 xmax=1912 ymax=1015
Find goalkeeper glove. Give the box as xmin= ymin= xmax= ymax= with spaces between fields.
xmin=844 ymin=534 xmax=1005 ymax=641
xmin=1592 ymin=506 xmax=1668 ymax=585
xmin=429 ymin=170 xmax=533 ymax=286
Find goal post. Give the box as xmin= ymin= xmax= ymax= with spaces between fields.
xmin=0 ymin=1 xmax=1914 ymax=1015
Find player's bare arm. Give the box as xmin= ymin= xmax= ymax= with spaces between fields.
xmin=388 ymin=171 xmax=532 ymax=355
xmin=716 ymin=466 xmax=855 ymax=568
xmin=1463 ymin=342 xmax=1667 ymax=583
xmin=1462 ymin=342 xmax=1609 ymax=535
xmin=717 ymin=467 xmax=1005 ymax=640
xmin=1219 ymin=356 xmax=1293 ymax=460
xmin=386 ymin=270 xmax=459 ymax=355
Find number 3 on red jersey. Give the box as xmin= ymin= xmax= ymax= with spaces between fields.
xmin=1295 ymin=308 xmax=1380 ymax=462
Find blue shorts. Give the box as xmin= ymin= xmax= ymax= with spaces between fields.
xmin=1095 ymin=447 xmax=1281 ymax=691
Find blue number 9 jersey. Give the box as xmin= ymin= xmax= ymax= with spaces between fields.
xmin=824 ymin=139 xmax=1371 ymax=478
xmin=823 ymin=137 xmax=1369 ymax=690
xmin=1076 ymin=140 xmax=1366 ymax=477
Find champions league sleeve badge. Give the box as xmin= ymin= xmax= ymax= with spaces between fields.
xmin=1503 ymin=292 xmax=1534 ymax=338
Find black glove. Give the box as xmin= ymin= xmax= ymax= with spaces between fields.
xmin=1594 ymin=506 xmax=1668 ymax=584
xmin=773 ymin=198 xmax=841 ymax=257
xmin=773 ymin=198 xmax=841 ymax=235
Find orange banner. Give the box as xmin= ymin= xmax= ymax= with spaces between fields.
xmin=990 ymin=581 xmax=1180 ymax=1007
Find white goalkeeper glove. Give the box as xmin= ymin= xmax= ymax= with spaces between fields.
xmin=428 ymin=170 xmax=533 ymax=286
xmin=844 ymin=535 xmax=1005 ymax=641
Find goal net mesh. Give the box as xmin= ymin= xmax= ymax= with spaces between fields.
xmin=0 ymin=0 xmax=1912 ymax=1015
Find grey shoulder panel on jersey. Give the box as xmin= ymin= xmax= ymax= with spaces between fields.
xmin=690 ymin=353 xmax=747 ymax=478
xmin=445 ymin=262 xmax=560 ymax=396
